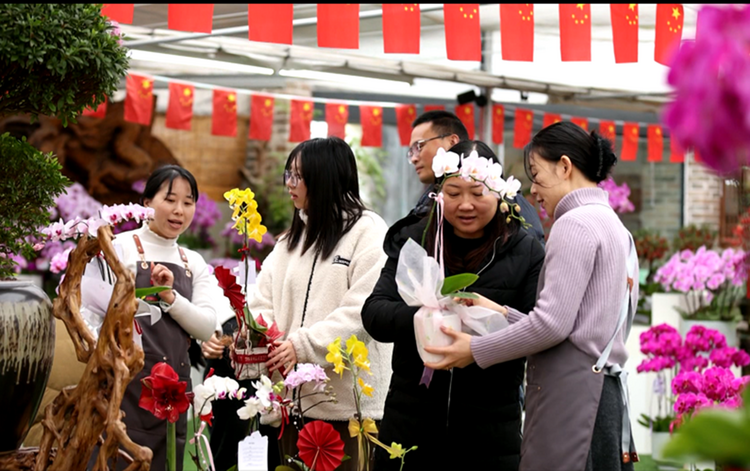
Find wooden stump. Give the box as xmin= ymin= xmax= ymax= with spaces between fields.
xmin=0 ymin=225 xmax=153 ymax=471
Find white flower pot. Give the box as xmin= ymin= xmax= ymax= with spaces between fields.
xmin=650 ymin=292 xmax=686 ymax=328
xmin=680 ymin=319 xmax=738 ymax=348
xmin=651 ymin=431 xmax=671 ymax=462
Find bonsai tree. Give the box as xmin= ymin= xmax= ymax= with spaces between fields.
xmin=0 ymin=4 xmax=129 ymax=125
xmin=0 ymin=4 xmax=129 ymax=279
xmin=0 ymin=133 xmax=69 ymax=280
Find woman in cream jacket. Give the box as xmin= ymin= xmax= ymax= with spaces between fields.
xmin=248 ymin=136 xmax=392 ymax=470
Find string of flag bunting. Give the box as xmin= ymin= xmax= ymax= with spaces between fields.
xmin=81 ymin=72 xmax=691 ymax=164
xmin=104 ymin=3 xmax=686 ymax=65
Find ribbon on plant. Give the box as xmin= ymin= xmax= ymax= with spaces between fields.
xmin=348 ymin=417 xmax=395 ymax=469
xmin=188 ymin=420 xmax=216 ymax=471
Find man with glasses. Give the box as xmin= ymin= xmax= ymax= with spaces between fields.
xmin=397 ymin=110 xmax=546 ymax=245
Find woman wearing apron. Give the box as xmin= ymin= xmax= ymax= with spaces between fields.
xmin=111 ymin=165 xmax=231 ymax=470
xmin=424 ymin=122 xmax=640 ymax=471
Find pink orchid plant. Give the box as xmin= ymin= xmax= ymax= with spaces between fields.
xmin=36 ymin=203 xmax=155 ymax=274
xmin=653 ymin=246 xmax=748 ymax=321
xmin=636 ymin=323 xmax=750 ymax=433
xmin=662 ymin=4 xmax=750 ymax=174
xmin=537 ymin=176 xmax=634 ymax=221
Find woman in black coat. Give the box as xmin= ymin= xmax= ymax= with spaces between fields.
xmin=361 ymin=141 xmax=545 ymax=470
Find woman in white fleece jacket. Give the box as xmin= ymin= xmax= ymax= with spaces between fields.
xmin=247 ymin=136 xmax=392 ymax=470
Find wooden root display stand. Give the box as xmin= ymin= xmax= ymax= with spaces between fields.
xmin=0 ymin=226 xmax=152 ymax=471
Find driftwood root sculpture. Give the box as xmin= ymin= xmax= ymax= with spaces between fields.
xmin=22 ymin=225 xmax=152 ymax=471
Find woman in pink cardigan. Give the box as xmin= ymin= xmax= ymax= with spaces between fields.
xmin=424 ymin=122 xmax=640 ymax=471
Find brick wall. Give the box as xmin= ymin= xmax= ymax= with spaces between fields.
xmin=684 ymin=152 xmax=722 ymax=230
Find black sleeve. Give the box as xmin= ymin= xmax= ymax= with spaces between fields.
xmin=361 ymin=255 xmax=420 ymax=343
xmin=519 ymin=237 xmax=546 ymax=314
xmin=515 ymin=195 xmax=546 ymax=247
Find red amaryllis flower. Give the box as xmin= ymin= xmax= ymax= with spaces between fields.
xmin=297 ymin=420 xmax=346 ymax=471
xmin=214 ymin=265 xmax=246 ymax=316
xmin=139 ymin=362 xmax=193 ymax=423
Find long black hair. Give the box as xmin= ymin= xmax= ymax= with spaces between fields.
xmin=285 ymin=137 xmax=366 ymax=260
xmin=523 ymin=121 xmax=617 ymax=184
xmin=140 ymin=164 xmax=198 ymax=204
xmin=425 ymin=140 xmax=517 ymax=274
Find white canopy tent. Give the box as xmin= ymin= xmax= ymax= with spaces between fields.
xmin=119 ymin=4 xmax=716 ymax=110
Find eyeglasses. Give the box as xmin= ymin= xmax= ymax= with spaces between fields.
xmin=407 ymin=134 xmax=450 ymax=159
xmin=283 ymin=170 xmax=303 ymax=187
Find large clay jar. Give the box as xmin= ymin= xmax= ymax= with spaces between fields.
xmin=0 ymin=280 xmax=55 ymax=454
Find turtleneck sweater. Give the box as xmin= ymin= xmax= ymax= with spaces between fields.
xmin=112 ymin=224 xmax=232 ymax=341
xmin=471 ymin=187 xmax=639 ymax=369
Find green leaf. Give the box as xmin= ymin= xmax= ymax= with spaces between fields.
xmin=135 ymin=286 xmax=170 ymax=298
xmin=441 ymin=273 xmax=479 ymax=296
xmin=446 ymin=292 xmax=479 ymax=300
xmin=661 ymin=410 xmax=750 ymax=465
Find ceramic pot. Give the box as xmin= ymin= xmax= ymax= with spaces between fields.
xmin=0 ymin=280 xmax=55 ymax=454
xmin=651 ymin=431 xmax=671 ymax=461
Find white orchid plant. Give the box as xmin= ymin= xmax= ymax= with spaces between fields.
xmin=430 ymin=147 xmax=526 ymax=229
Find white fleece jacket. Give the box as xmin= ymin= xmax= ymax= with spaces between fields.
xmin=248 ymin=210 xmax=393 ymax=421
xmin=112 ymin=224 xmax=233 ymax=342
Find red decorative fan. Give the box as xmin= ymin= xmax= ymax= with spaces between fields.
xmin=297 ymin=420 xmax=346 ymax=471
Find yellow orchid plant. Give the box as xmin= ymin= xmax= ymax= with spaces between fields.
xmin=326 ymin=335 xmax=417 ymax=471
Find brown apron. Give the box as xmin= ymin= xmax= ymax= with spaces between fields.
xmin=519 ymin=232 xmax=638 ymax=471
xmin=118 ymin=235 xmax=194 ymax=471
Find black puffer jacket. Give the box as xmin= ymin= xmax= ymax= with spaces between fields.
xmin=362 ymin=218 xmax=544 ymax=471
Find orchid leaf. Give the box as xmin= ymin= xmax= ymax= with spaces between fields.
xmin=246 ymin=311 xmax=268 ymax=334
xmin=441 ymin=273 xmax=479 ymax=296
xmin=135 ymin=286 xmax=170 ymax=299
xmin=447 ymin=292 xmax=479 ymax=300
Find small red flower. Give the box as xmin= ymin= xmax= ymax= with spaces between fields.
xmin=297 ymin=420 xmax=346 ymax=471
xmin=139 ymin=362 xmax=193 ymax=423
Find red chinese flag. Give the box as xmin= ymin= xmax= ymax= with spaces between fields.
xmin=655 ymin=4 xmax=684 ymax=65
xmin=542 ymin=113 xmax=562 ymax=128
xmin=492 ymin=105 xmax=505 ymax=144
xmin=326 ymin=103 xmax=348 ymax=139
xmin=168 ymin=4 xmax=213 ymax=33
xmin=318 ymin=4 xmax=359 ymax=49
xmin=571 ymin=116 xmax=589 ymax=132
xmin=647 ymin=124 xmax=664 ymax=162
xmin=396 ymin=104 xmax=417 ymax=146
xmin=513 ymin=108 xmax=534 ymax=149
xmin=360 ymin=106 xmax=383 ymax=147
xmin=559 ymin=4 xmax=591 ymax=61
xmin=383 ymin=4 xmax=420 ymax=54
xmin=289 ymin=100 xmax=314 ymax=143
xmin=124 ymin=74 xmax=154 ymax=126
xmin=669 ymin=136 xmax=685 ymax=163
xmin=454 ymin=104 xmax=475 ymax=140
xmin=249 ymin=95 xmax=275 ymax=141
xmin=610 ymin=4 xmax=639 ymax=63
xmin=82 ymin=96 xmax=108 ymax=119
xmin=424 ymin=105 xmax=445 ymax=112
xmin=444 ymin=4 xmax=481 ymax=61
xmin=212 ymin=89 xmax=238 ymax=137
xmin=621 ymin=123 xmax=640 ymax=161
xmin=165 ymin=82 xmax=194 ymax=131
xmin=599 ymin=120 xmax=616 ymax=149
xmin=101 ymin=4 xmax=134 ymax=24
xmin=500 ymin=4 xmax=534 ymax=61
xmin=248 ymin=4 xmax=293 ymax=44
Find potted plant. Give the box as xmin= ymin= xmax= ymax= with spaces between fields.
xmin=0 ymin=3 xmax=128 ymax=454
xmin=636 ymin=323 xmax=750 ymax=464
xmin=654 ymin=246 xmax=747 ymax=346
xmin=633 ymin=228 xmax=670 ymax=325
